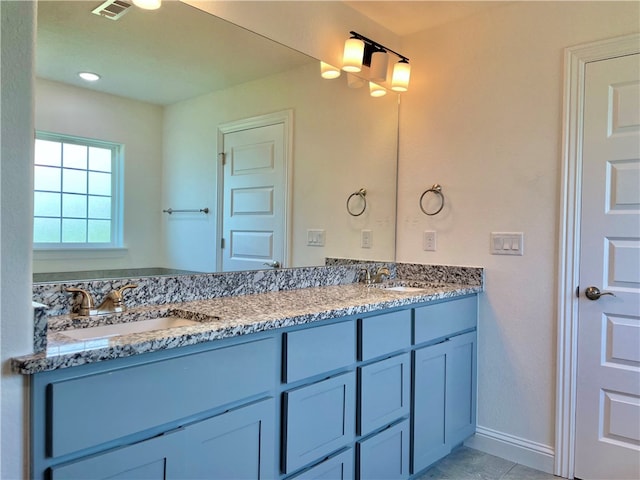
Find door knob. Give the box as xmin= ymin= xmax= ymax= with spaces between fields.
xmin=585 ymin=286 xmax=616 ymax=300
xmin=263 ymin=261 xmax=281 ymax=269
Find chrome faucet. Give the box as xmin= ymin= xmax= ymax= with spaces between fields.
xmin=66 ymin=284 xmax=137 ymax=316
xmin=372 ymin=266 xmax=391 ymax=284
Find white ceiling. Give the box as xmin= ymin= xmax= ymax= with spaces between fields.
xmin=36 ymin=1 xmax=313 ymax=105
xmin=343 ymin=1 xmax=510 ymax=36
xmin=36 ymin=1 xmax=507 ymax=106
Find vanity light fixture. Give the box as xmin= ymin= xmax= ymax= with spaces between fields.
xmin=78 ymin=72 xmax=101 ymax=82
xmin=132 ymin=0 xmax=161 ymax=10
xmin=391 ymin=59 xmax=411 ymax=92
xmin=342 ymin=36 xmax=366 ymax=72
xmin=369 ymin=51 xmax=389 ymax=83
xmin=341 ymin=31 xmax=411 ymax=93
xmin=320 ymin=61 xmax=341 ymax=79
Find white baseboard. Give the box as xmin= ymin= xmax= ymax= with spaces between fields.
xmin=464 ymin=426 xmax=555 ymax=474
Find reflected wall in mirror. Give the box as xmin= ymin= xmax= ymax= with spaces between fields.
xmin=33 ymin=0 xmax=398 ymax=282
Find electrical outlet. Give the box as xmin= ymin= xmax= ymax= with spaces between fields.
xmin=423 ymin=231 xmax=436 ymax=251
xmin=307 ymin=229 xmax=325 ymax=247
xmin=361 ymin=230 xmax=372 ymax=249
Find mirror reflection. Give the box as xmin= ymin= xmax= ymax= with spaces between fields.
xmin=33 ymin=1 xmax=399 ymax=282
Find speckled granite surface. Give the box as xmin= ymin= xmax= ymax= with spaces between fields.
xmin=17 ymin=263 xmax=484 ymax=375
xmin=15 ymin=282 xmax=481 ymax=374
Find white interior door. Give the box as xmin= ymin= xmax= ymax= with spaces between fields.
xmin=219 ymin=117 xmax=289 ymax=272
xmin=574 ymin=53 xmax=640 ymax=480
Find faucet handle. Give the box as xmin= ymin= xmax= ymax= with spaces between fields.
xmin=110 ymin=284 xmax=138 ymax=306
xmin=115 ymin=284 xmax=138 ymax=297
xmin=65 ymin=287 xmax=96 ymax=316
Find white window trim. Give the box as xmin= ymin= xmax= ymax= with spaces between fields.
xmin=33 ymin=131 xmax=124 ymax=250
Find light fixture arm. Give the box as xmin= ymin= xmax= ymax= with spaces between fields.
xmin=348 ymin=31 xmax=409 ymax=66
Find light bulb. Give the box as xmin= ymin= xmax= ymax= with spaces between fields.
xmin=320 ymin=61 xmax=341 ymax=79
xmin=78 ymin=72 xmax=100 ymax=82
xmin=132 ymin=0 xmax=161 ymax=10
xmin=391 ymin=60 xmax=411 ymax=92
xmin=342 ymin=37 xmax=365 ymax=73
xmin=369 ymin=82 xmax=387 ymax=97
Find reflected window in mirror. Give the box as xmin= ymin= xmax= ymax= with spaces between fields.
xmin=33 ymin=132 xmax=123 ymax=249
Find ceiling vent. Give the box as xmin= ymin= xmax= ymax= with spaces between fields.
xmin=91 ymin=0 xmax=133 ymax=20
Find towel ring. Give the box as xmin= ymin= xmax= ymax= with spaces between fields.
xmin=419 ymin=184 xmax=445 ymax=216
xmin=347 ymin=188 xmax=367 ymax=217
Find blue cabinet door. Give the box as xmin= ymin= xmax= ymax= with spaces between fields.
xmin=283 ymin=372 xmax=356 ymax=474
xmin=290 ymin=449 xmax=354 ymax=480
xmin=412 ymin=331 xmax=477 ymax=475
xmin=358 ymin=420 xmax=410 ymax=480
xmin=412 ymin=341 xmax=449 ymax=474
xmin=359 ymin=353 xmax=410 ymax=436
xmin=182 ymin=398 xmax=276 ymax=479
xmin=49 ymin=428 xmax=182 ymax=480
xmin=446 ymin=331 xmax=477 ymax=448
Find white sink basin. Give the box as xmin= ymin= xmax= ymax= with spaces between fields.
xmin=62 ymin=317 xmax=200 ymax=341
xmin=383 ymin=286 xmax=428 ymax=292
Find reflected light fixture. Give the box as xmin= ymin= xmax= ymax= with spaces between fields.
xmin=320 ymin=61 xmax=341 ymax=79
xmin=132 ymin=0 xmax=161 ymax=10
xmin=341 ymin=31 xmax=411 ymax=94
xmin=369 ymin=82 xmax=387 ymax=97
xmin=342 ymin=36 xmax=365 ymax=72
xmin=78 ymin=72 xmax=101 ymax=82
xmin=347 ymin=73 xmax=366 ymax=89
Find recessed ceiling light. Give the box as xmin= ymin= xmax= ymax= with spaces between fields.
xmin=78 ymin=72 xmax=101 ymax=82
xmin=132 ymin=0 xmax=161 ymax=10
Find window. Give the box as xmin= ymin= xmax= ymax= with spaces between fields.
xmin=33 ymin=132 xmax=122 ymax=248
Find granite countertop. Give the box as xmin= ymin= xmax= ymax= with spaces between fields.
xmin=13 ymin=281 xmax=481 ymax=375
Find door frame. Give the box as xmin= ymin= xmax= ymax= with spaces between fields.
xmin=216 ymin=110 xmax=294 ymax=272
xmin=555 ymin=33 xmax=639 ymax=479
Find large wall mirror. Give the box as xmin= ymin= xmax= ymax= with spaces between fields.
xmin=33 ymin=0 xmax=399 ymax=282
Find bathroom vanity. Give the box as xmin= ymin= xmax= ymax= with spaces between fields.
xmin=15 ymin=263 xmax=482 ymax=479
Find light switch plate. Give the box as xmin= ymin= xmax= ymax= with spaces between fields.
xmin=307 ymin=229 xmax=325 ymax=247
xmin=490 ymin=232 xmax=523 ymax=255
xmin=423 ymin=231 xmax=436 ymax=251
xmin=361 ymin=230 xmax=372 ymax=249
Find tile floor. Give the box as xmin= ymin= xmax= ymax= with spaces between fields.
xmin=416 ymin=446 xmax=558 ymax=479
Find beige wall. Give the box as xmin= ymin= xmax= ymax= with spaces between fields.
xmin=1 ymin=2 xmax=36 ymax=478
xmin=396 ymin=0 xmax=640 ymax=471
xmin=34 ymin=79 xmax=165 ymax=273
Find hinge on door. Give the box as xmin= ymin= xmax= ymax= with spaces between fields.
xmin=218 ymin=152 xmax=226 ymax=165
xmin=221 ymin=238 xmax=225 ymax=249
xmin=576 ymin=286 xmax=580 ymax=298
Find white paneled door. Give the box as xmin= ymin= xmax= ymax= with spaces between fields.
xmin=575 ymin=53 xmax=640 ymax=480
xmin=219 ymin=114 xmax=290 ymax=272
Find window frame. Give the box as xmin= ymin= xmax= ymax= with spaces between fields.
xmin=33 ymin=131 xmax=124 ymax=251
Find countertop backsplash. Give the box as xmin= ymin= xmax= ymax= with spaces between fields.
xmin=29 ymin=261 xmax=483 ymax=358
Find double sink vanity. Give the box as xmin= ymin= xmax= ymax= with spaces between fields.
xmin=14 ymin=262 xmax=483 ymax=480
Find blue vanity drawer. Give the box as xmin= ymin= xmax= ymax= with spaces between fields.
xmin=284 ymin=320 xmax=355 ymax=383
xmin=48 ymin=337 xmax=276 ymax=458
xmin=289 ymin=448 xmax=354 ymax=480
xmin=283 ymin=371 xmax=356 ymax=473
xmin=359 ymin=309 xmax=411 ymax=361
xmin=414 ymin=296 xmax=477 ymax=345
xmin=358 ymin=353 xmax=410 ymax=436
xmin=357 ymin=419 xmax=410 ymax=480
